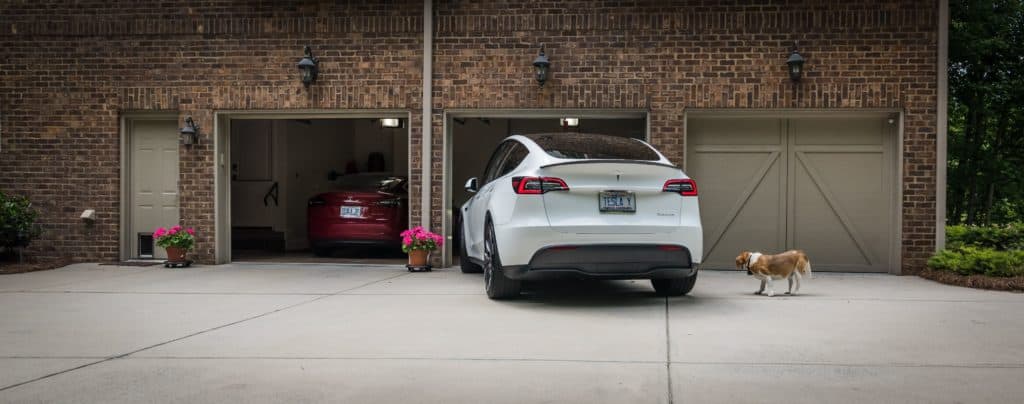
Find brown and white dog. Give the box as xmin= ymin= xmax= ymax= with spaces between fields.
xmin=735 ymin=250 xmax=812 ymax=297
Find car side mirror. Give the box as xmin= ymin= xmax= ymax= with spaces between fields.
xmin=464 ymin=177 xmax=479 ymax=193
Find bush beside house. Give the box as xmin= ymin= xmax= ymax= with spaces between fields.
xmin=0 ymin=192 xmax=65 ymax=274
xmin=923 ymin=224 xmax=1024 ymax=291
xmin=0 ymin=191 xmax=41 ymax=255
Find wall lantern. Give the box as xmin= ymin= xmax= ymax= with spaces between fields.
xmin=179 ymin=116 xmax=199 ymax=145
xmin=380 ymin=118 xmax=402 ymax=128
xmin=296 ymin=45 xmax=319 ymax=87
xmin=786 ymin=43 xmax=805 ymax=83
xmin=560 ymin=117 xmax=579 ymax=127
xmin=532 ymin=44 xmax=551 ymax=87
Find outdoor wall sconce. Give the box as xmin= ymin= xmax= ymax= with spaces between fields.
xmin=532 ymin=44 xmax=551 ymax=87
xmin=786 ymin=43 xmax=805 ymax=83
xmin=179 ymin=116 xmax=199 ymax=145
xmin=297 ymin=45 xmax=319 ymax=87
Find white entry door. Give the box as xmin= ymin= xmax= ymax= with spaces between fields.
xmin=130 ymin=119 xmax=180 ymax=259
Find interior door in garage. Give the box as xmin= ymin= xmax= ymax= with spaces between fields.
xmin=686 ymin=115 xmax=895 ymax=272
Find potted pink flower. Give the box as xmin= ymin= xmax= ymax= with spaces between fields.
xmin=400 ymin=226 xmax=443 ymax=267
xmin=154 ymin=225 xmax=196 ymax=263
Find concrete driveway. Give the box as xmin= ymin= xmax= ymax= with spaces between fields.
xmin=0 ymin=263 xmax=1021 ymax=403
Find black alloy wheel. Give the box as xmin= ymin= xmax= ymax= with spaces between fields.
xmin=483 ymin=221 xmax=521 ymax=299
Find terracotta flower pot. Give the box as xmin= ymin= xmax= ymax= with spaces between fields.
xmin=408 ymin=249 xmax=429 ymax=267
xmin=165 ymin=247 xmax=187 ymax=263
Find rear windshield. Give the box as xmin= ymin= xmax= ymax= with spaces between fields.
xmin=525 ymin=133 xmax=660 ymax=161
xmin=333 ymin=173 xmax=407 ymax=193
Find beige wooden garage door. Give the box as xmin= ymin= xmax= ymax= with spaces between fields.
xmin=686 ymin=116 xmax=896 ymax=272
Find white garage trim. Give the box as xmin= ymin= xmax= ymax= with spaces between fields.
xmin=684 ymin=109 xmax=904 ymax=274
xmin=441 ymin=109 xmax=650 ymax=268
xmin=213 ymin=109 xmax=411 ymax=264
xmin=937 ymin=0 xmax=949 ymax=250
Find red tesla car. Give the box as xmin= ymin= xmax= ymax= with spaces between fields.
xmin=307 ymin=173 xmax=408 ymax=256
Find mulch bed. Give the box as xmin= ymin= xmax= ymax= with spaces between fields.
xmin=0 ymin=257 xmax=72 ymax=275
xmin=918 ymin=268 xmax=1024 ymax=292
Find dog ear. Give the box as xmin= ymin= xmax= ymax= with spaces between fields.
xmin=735 ymin=251 xmax=750 ymax=269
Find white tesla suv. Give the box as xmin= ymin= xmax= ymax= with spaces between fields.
xmin=459 ymin=133 xmax=703 ymax=299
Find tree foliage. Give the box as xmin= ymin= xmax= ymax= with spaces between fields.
xmin=948 ymin=0 xmax=1024 ymax=224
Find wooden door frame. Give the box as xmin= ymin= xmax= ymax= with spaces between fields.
xmin=119 ymin=111 xmax=179 ymax=261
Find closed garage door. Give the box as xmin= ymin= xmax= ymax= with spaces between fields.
xmin=686 ymin=115 xmax=897 ymax=272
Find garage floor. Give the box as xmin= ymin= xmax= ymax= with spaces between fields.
xmin=231 ymin=249 xmax=408 ymax=265
xmin=1 ymin=264 xmax=1022 ymax=403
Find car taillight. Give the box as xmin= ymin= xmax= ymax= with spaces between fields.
xmin=512 ymin=176 xmax=569 ymax=194
xmin=308 ymin=197 xmax=326 ymax=207
xmin=374 ymin=198 xmax=402 ymax=207
xmin=663 ymin=179 xmax=698 ymax=196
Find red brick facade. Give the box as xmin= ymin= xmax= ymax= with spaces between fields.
xmin=0 ymin=1 xmax=939 ymax=273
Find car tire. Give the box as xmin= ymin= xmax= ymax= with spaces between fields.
xmin=483 ymin=220 xmax=521 ymax=299
xmin=652 ymin=272 xmax=697 ymax=297
xmin=459 ymin=224 xmax=483 ymax=274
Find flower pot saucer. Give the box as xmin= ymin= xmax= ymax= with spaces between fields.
xmin=163 ymin=260 xmax=193 ymax=268
xmin=406 ymin=264 xmax=432 ymax=272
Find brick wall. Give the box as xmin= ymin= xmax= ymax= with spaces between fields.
xmin=0 ymin=0 xmax=424 ymax=263
xmin=431 ymin=0 xmax=938 ymax=273
xmin=1 ymin=0 xmax=938 ymax=273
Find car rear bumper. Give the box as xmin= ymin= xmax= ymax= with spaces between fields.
xmin=492 ymin=223 xmax=703 ymax=268
xmin=502 ymin=244 xmax=696 ymax=280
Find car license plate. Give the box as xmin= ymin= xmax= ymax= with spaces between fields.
xmin=599 ymin=191 xmax=635 ymax=213
xmin=340 ymin=206 xmax=363 ymax=218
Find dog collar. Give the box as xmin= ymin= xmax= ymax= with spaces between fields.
xmin=745 ymin=252 xmax=762 ymax=275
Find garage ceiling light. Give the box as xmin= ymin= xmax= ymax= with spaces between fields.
xmin=380 ymin=118 xmax=402 ymax=128
xmin=560 ymin=117 xmax=579 ymax=128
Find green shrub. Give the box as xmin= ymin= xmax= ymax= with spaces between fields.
xmin=946 ymin=223 xmax=1024 ymax=250
xmin=928 ymin=247 xmax=1024 ymax=277
xmin=0 ymin=191 xmax=42 ymax=251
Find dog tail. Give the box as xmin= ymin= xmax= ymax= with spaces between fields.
xmin=797 ymin=254 xmax=813 ymax=279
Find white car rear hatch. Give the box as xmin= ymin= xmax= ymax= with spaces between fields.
xmin=522 ymin=134 xmax=698 ymax=235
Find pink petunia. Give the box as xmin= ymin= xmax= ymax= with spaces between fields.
xmin=186 ymin=228 xmax=195 ymax=236
xmin=170 ymin=225 xmax=182 ymax=232
xmin=154 ymin=227 xmax=167 ymax=238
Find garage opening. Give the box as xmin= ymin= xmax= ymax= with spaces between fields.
xmin=446 ymin=114 xmax=648 ymax=267
xmin=229 ymin=117 xmax=409 ymax=264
